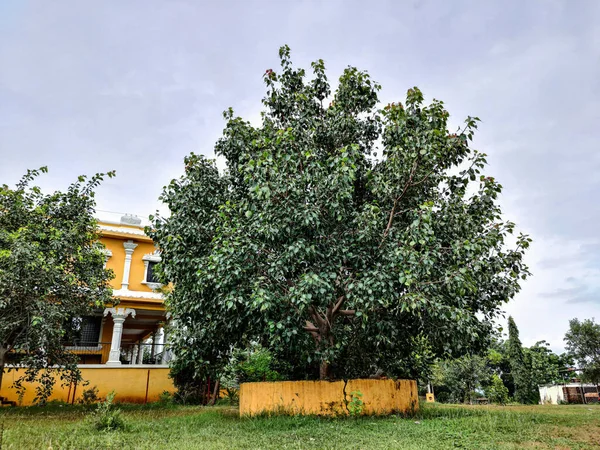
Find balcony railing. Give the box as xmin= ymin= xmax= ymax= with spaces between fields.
xmin=64 ymin=342 xmax=111 ymax=364
xmin=63 ymin=342 xmax=172 ymax=365
xmin=121 ymin=342 xmax=173 ymax=365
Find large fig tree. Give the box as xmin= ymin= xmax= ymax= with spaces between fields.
xmin=150 ymin=46 xmax=530 ymax=381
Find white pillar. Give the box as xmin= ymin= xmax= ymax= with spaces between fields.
xmin=104 ymin=308 xmax=136 ymax=365
xmin=161 ymin=327 xmax=169 ymax=364
xmin=102 ymin=249 xmax=112 ymax=268
xmin=121 ymin=240 xmax=138 ymax=290
xmin=136 ymin=340 xmax=144 ymax=364
xmin=150 ymin=331 xmax=157 ymax=361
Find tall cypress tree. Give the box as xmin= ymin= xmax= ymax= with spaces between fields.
xmin=507 ymin=316 xmax=535 ymax=403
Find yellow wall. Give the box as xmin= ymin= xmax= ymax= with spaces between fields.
xmin=239 ymin=379 xmax=418 ymax=417
xmin=101 ymin=319 xmax=114 ymax=344
xmin=1 ymin=367 xmax=175 ymax=406
xmin=102 ymin=237 xmax=126 ymax=290
xmin=101 ymin=237 xmax=156 ymax=293
xmin=129 ymin=241 xmax=157 ymax=292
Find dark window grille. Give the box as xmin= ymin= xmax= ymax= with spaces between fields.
xmin=64 ymin=316 xmax=102 ymax=346
xmin=80 ymin=316 xmax=102 ymax=345
xmin=147 ymin=261 xmax=158 ymax=283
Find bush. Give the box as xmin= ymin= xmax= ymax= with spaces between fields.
xmin=91 ymin=391 xmax=126 ymax=431
xmin=222 ymin=386 xmax=239 ymax=406
xmin=169 ymin=344 xmax=285 ymax=406
xmin=80 ymin=385 xmax=99 ymax=407
xmin=225 ymin=344 xmax=284 ymax=384
xmin=236 ymin=345 xmax=284 ymax=383
xmin=169 ymin=361 xmax=210 ymax=405
xmin=158 ymin=390 xmax=174 ymax=405
xmin=220 ymin=344 xmax=285 ymax=405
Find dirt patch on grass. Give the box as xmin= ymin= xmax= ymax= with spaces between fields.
xmin=517 ymin=443 xmax=550 ymax=448
xmin=549 ymin=424 xmax=600 ymax=447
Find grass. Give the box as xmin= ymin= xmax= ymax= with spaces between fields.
xmin=1 ymin=402 xmax=600 ymax=449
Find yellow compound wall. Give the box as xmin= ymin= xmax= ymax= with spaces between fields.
xmin=239 ymin=379 xmax=418 ymax=416
xmin=1 ymin=366 xmax=175 ymax=405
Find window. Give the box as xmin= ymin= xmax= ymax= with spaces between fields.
xmin=142 ymin=250 xmax=162 ymax=289
xmin=147 ymin=261 xmax=158 ymax=283
xmin=80 ymin=316 xmax=102 ymax=345
xmin=64 ymin=316 xmax=102 ymax=346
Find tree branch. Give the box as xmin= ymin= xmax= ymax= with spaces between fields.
xmin=304 ymin=320 xmax=321 ymax=344
xmin=331 ymin=295 xmax=345 ymax=316
xmin=381 ymin=159 xmax=419 ymax=245
xmin=308 ymin=305 xmax=326 ymax=328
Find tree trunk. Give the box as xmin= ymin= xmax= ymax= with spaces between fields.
xmin=0 ymin=346 xmax=7 ymax=393
xmin=303 ymin=296 xmax=356 ymax=381
xmin=206 ymin=377 xmax=211 ymax=405
xmin=320 ymin=361 xmax=330 ymax=380
xmin=209 ymin=379 xmax=220 ymax=406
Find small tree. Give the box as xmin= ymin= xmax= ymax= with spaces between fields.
xmin=486 ymin=374 xmax=509 ymax=404
xmin=487 ymin=339 xmax=515 ymax=397
xmin=565 ymin=318 xmax=600 ymax=384
xmin=150 ymin=46 xmax=530 ymax=382
xmin=432 ymin=354 xmax=490 ymax=404
xmin=0 ymin=167 xmax=114 ymax=403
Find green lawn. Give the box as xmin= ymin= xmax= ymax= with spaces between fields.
xmin=1 ymin=402 xmax=599 ymax=449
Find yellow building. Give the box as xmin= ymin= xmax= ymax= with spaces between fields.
xmin=1 ymin=214 xmax=176 ymax=405
xmin=66 ymin=214 xmax=170 ymax=366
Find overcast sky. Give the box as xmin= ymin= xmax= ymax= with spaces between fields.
xmin=1 ymin=0 xmax=599 ymax=352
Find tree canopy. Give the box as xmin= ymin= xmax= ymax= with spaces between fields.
xmin=565 ymin=318 xmax=600 ymax=384
xmin=150 ymin=46 xmax=530 ymax=381
xmin=527 ymin=340 xmax=573 ymax=387
xmin=0 ymin=167 xmax=114 ymax=403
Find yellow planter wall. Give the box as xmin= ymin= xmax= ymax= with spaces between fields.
xmin=1 ymin=367 xmax=175 ymax=406
xmin=239 ymin=379 xmax=418 ymax=416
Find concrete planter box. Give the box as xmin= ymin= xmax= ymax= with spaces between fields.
xmin=239 ymin=378 xmax=418 ymax=417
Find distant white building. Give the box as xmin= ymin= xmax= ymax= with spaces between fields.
xmin=539 ymin=383 xmax=599 ymax=404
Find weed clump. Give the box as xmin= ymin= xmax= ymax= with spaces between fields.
xmin=90 ymin=391 xmax=126 ymax=431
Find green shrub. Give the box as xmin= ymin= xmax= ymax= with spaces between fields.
xmin=222 ymin=386 xmax=239 ymax=405
xmin=219 ymin=344 xmax=285 ymax=405
xmin=233 ymin=344 xmax=284 ymax=382
xmin=169 ymin=360 xmax=210 ymax=405
xmin=236 ymin=345 xmax=283 ymax=383
xmin=91 ymin=391 xmax=126 ymax=431
xmin=158 ymin=390 xmax=174 ymax=405
xmin=347 ymin=390 xmax=364 ymax=416
xmin=170 ymin=344 xmax=285 ymax=406
xmin=80 ymin=385 xmax=99 ymax=407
